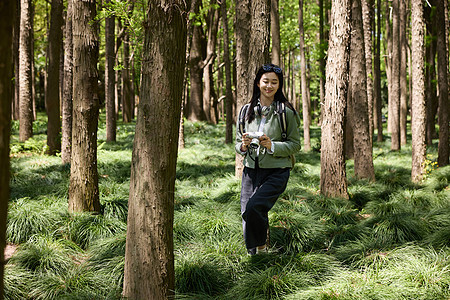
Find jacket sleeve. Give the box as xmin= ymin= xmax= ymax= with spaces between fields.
xmin=235 ymin=114 xmax=247 ymax=156
xmin=271 ymin=108 xmax=301 ymax=157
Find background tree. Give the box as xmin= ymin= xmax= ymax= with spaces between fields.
xmin=222 ymin=0 xmax=234 ymax=144
xmin=271 ymin=0 xmax=281 ymax=65
xmin=373 ymin=0 xmax=383 ymax=142
xmin=0 ymin=1 xmax=15 ymax=297
xmin=350 ymin=0 xmax=375 ymax=180
xmin=399 ymin=0 xmax=407 ymax=146
xmin=361 ymin=0 xmax=373 ymax=142
xmin=390 ymin=0 xmax=401 ymax=150
xmin=19 ymin=0 xmax=33 ymax=142
xmin=299 ymin=0 xmax=311 ymax=151
xmin=45 ymin=0 xmax=63 ymax=155
xmin=122 ymin=1 xmax=188 ymax=298
xmin=105 ymin=0 xmax=116 ymax=142
xmin=320 ymin=0 xmax=351 ymax=199
xmin=436 ymin=0 xmax=449 ymax=167
xmin=68 ymin=0 xmax=100 ymax=213
xmin=61 ymin=0 xmax=73 ymax=164
xmin=410 ymin=0 xmax=426 ymax=182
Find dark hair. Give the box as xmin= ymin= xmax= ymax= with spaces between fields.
xmin=246 ymin=63 xmax=296 ymax=123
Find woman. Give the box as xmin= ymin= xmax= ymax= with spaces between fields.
xmin=235 ymin=64 xmax=301 ymax=255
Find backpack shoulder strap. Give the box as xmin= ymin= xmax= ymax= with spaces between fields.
xmin=277 ymin=101 xmax=287 ymax=141
xmin=238 ymin=104 xmax=250 ymax=135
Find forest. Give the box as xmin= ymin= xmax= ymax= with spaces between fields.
xmin=0 ymin=0 xmax=449 ymax=299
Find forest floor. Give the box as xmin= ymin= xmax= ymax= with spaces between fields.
xmin=4 ymin=113 xmax=450 ymax=299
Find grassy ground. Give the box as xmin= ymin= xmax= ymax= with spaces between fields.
xmin=5 ymin=114 xmax=450 ymax=299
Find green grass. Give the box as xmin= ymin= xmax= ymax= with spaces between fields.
xmin=6 ymin=114 xmax=450 ymax=299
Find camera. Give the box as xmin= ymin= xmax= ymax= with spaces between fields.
xmin=246 ymin=132 xmax=264 ymax=149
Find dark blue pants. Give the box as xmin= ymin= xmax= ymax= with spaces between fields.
xmin=240 ymin=164 xmax=290 ymax=251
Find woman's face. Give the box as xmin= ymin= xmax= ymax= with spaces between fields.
xmin=257 ymin=72 xmax=280 ymax=101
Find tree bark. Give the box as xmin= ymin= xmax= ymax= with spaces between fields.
xmin=399 ymin=0 xmax=408 ymax=146
xmin=13 ymin=0 xmax=20 ymax=121
xmin=318 ymin=0 xmax=326 ymax=117
xmin=105 ymin=0 xmax=116 ymax=142
xmin=320 ymin=0 xmax=351 ymax=199
xmin=361 ymin=0 xmax=373 ymax=143
xmin=410 ymin=0 xmax=426 ymax=182
xmin=61 ymin=0 xmax=73 ymax=164
xmin=271 ymin=0 xmax=281 ymax=66
xmin=68 ymin=0 xmax=100 ymax=213
xmin=122 ymin=30 xmax=133 ymax=123
xmin=19 ymin=0 xmax=33 ymax=142
xmin=436 ymin=0 xmax=449 ymax=166
xmin=374 ymin=0 xmax=383 ymax=142
xmin=350 ymin=0 xmax=375 ymax=180
xmin=0 ymin=2 xmax=15 ymax=297
xmin=299 ymin=0 xmax=311 ymax=151
xmin=122 ymin=1 xmax=188 ymax=298
xmin=45 ymin=0 xmax=63 ymax=155
xmin=390 ymin=0 xmax=401 ymax=150
xmin=222 ymin=0 xmax=234 ymax=144
xmin=425 ymin=4 xmax=437 ymax=145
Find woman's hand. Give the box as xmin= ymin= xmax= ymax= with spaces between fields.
xmin=241 ymin=133 xmax=251 ymax=151
xmin=259 ymin=134 xmax=272 ymax=150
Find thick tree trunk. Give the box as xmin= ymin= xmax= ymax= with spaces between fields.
xmin=410 ymin=0 xmax=426 ymax=182
xmin=61 ymin=0 xmax=73 ymax=165
xmin=19 ymin=0 xmax=33 ymax=142
xmin=399 ymin=0 xmax=407 ymax=146
xmin=299 ymin=0 xmax=311 ymax=151
xmin=122 ymin=2 xmax=188 ymax=298
xmin=390 ymin=0 xmax=401 ymax=150
xmin=320 ymin=0 xmax=351 ymax=199
xmin=0 ymin=2 xmax=15 ymax=297
xmin=361 ymin=0 xmax=373 ymax=143
xmin=105 ymin=0 xmax=116 ymax=142
xmin=350 ymin=0 xmax=375 ymax=180
xmin=374 ymin=0 xmax=383 ymax=142
xmin=68 ymin=0 xmax=100 ymax=213
xmin=436 ymin=0 xmax=449 ymax=166
xmin=46 ymin=0 xmax=63 ymax=155
xmin=222 ymin=0 xmax=234 ymax=144
xmin=271 ymin=0 xmax=281 ymax=65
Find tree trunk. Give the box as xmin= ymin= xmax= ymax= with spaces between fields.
xmin=390 ymin=0 xmax=401 ymax=150
xmin=222 ymin=0 xmax=234 ymax=144
xmin=0 ymin=2 xmax=15 ymax=297
xmin=318 ymin=0 xmax=326 ymax=117
xmin=61 ymin=0 xmax=73 ymax=165
xmin=13 ymin=0 xmax=20 ymax=121
xmin=374 ymin=0 xmax=383 ymax=142
xmin=122 ymin=31 xmax=133 ymax=123
xmin=68 ymin=0 xmax=100 ymax=213
xmin=350 ymin=0 xmax=375 ymax=180
xmin=122 ymin=2 xmax=188 ymax=298
xmin=385 ymin=0 xmax=392 ymax=134
xmin=19 ymin=0 xmax=33 ymax=142
xmin=105 ymin=0 xmax=116 ymax=142
xmin=46 ymin=0 xmax=63 ymax=155
xmin=235 ymin=0 xmax=270 ymax=179
xmin=425 ymin=4 xmax=437 ymax=145
xmin=410 ymin=0 xmax=426 ymax=182
xmin=399 ymin=0 xmax=407 ymax=146
xmin=299 ymin=0 xmax=311 ymax=151
xmin=320 ymin=0 xmax=351 ymax=199
xmin=436 ymin=0 xmax=449 ymax=166
xmin=361 ymin=0 xmax=373 ymax=143
xmin=271 ymin=0 xmax=281 ymax=65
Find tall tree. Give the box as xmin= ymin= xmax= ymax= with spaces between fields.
xmin=390 ymin=0 xmax=401 ymax=150
xmin=68 ymin=0 xmax=100 ymax=213
xmin=0 ymin=2 xmax=15 ymax=297
xmin=122 ymin=1 xmax=188 ymax=298
xmin=320 ymin=0 xmax=351 ymax=198
xmin=235 ymin=0 xmax=270 ymax=178
xmin=105 ymin=0 xmax=116 ymax=142
xmin=361 ymin=0 xmax=373 ymax=142
xmin=424 ymin=3 xmax=437 ymax=145
xmin=410 ymin=0 xmax=426 ymax=182
xmin=61 ymin=0 xmax=73 ymax=164
xmin=318 ymin=0 xmax=326 ymax=115
xmin=45 ymin=0 xmax=63 ymax=155
xmin=13 ymin=0 xmax=20 ymax=121
xmin=122 ymin=30 xmax=133 ymax=122
xmin=350 ymin=0 xmax=375 ymax=180
xmin=19 ymin=0 xmax=33 ymax=142
xmin=299 ymin=0 xmax=311 ymax=151
xmin=373 ymin=0 xmax=383 ymax=141
xmin=222 ymin=0 xmax=234 ymax=144
xmin=271 ymin=0 xmax=281 ymax=65
xmin=399 ymin=0 xmax=408 ymax=146
xmin=436 ymin=0 xmax=449 ymax=166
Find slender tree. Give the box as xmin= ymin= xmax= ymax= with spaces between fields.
xmin=425 ymin=3 xmax=437 ymax=145
xmin=399 ymin=0 xmax=408 ymax=146
xmin=105 ymin=0 xmax=116 ymax=142
xmin=222 ymin=0 xmax=234 ymax=144
xmin=391 ymin=0 xmax=401 ymax=150
xmin=68 ymin=0 xmax=100 ymax=213
xmin=320 ymin=0 xmax=351 ymax=198
xmin=299 ymin=0 xmax=311 ymax=151
xmin=61 ymin=0 xmax=73 ymax=164
xmin=122 ymin=1 xmax=188 ymax=298
xmin=271 ymin=0 xmax=281 ymax=65
xmin=45 ymin=0 xmax=63 ymax=155
xmin=374 ymin=0 xmax=383 ymax=142
xmin=436 ymin=0 xmax=449 ymax=166
xmin=410 ymin=0 xmax=426 ymax=182
xmin=13 ymin=0 xmax=20 ymax=121
xmin=350 ymin=0 xmax=375 ymax=180
xmin=361 ymin=0 xmax=374 ymax=142
xmin=19 ymin=0 xmax=33 ymax=142
xmin=0 ymin=2 xmax=15 ymax=297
